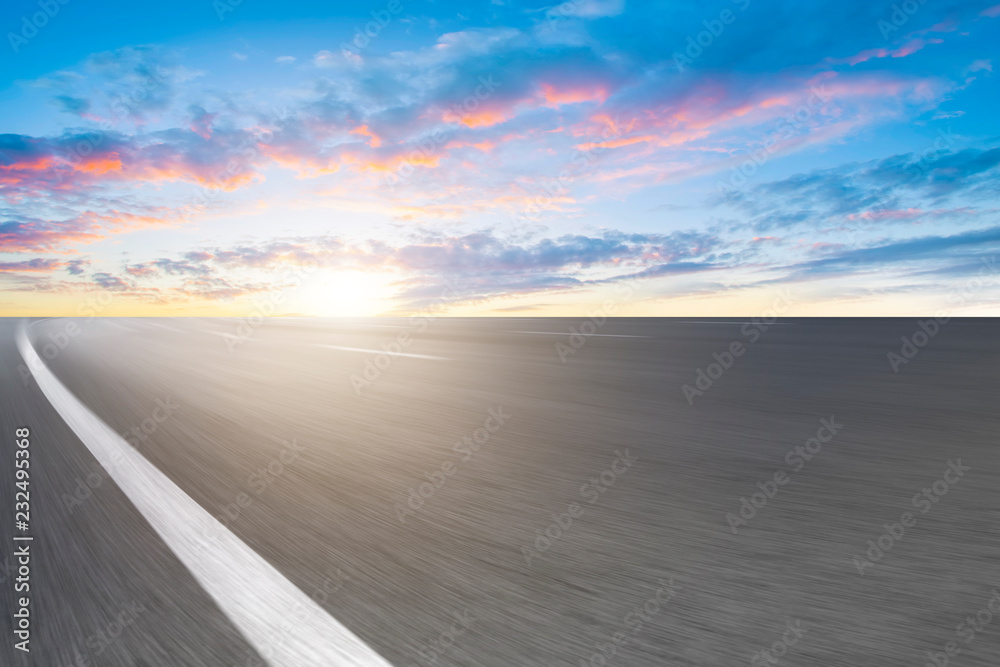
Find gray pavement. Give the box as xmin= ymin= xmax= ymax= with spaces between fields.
xmin=2 ymin=316 xmax=999 ymax=666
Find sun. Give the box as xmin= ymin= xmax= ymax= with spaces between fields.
xmin=289 ymin=270 xmax=396 ymax=317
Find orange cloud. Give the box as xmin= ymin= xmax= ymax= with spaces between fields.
xmin=351 ymin=152 xmax=442 ymax=172
xmin=444 ymin=140 xmax=497 ymax=153
xmin=538 ymin=83 xmax=609 ymax=109
xmin=760 ymin=96 xmax=792 ymax=109
xmin=260 ymin=145 xmax=340 ymax=179
xmin=350 ymin=125 xmax=382 ymax=148
xmin=575 ymin=135 xmax=657 ymax=151
xmin=76 ymin=154 xmax=123 ymax=175
xmin=443 ymin=108 xmax=513 ymax=128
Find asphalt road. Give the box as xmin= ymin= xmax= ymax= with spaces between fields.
xmin=1 ymin=316 xmax=999 ymax=666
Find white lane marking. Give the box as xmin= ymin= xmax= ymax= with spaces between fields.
xmin=151 ymin=322 xmax=188 ymax=334
xmin=103 ymin=320 xmax=137 ymax=332
xmin=203 ymin=330 xmax=250 ymax=342
xmin=314 ymin=344 xmax=449 ymax=360
xmin=17 ymin=323 xmax=393 ymax=667
xmin=508 ymin=331 xmax=652 ymax=338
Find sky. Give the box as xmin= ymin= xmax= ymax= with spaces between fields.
xmin=1 ymin=0 xmax=999 ymax=317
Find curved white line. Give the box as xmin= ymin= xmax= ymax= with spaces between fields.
xmin=17 ymin=321 xmax=393 ymax=667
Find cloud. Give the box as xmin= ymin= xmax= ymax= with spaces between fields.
xmin=0 ymin=258 xmax=68 ymax=272
xmin=73 ymin=228 xmax=723 ymax=309
xmin=830 ymin=38 xmax=943 ymax=66
xmin=188 ymin=105 xmax=218 ymax=140
xmin=313 ymin=50 xmax=338 ymax=67
xmin=0 ymin=204 xmax=188 ymax=255
xmin=0 ymin=214 xmax=105 ymax=253
xmin=384 ymin=229 xmax=719 ymax=276
xmin=92 ymin=272 xmax=132 ymax=291
xmin=717 ymin=145 xmax=1000 ymax=230
xmin=0 ymin=127 xmax=265 ymax=198
xmin=126 ymin=258 xmax=214 ymax=277
xmin=16 ymin=226 xmax=723 ymax=309
xmin=66 ymin=259 xmax=90 ymax=275
xmin=60 ymin=46 xmax=201 ymax=124
xmin=174 ymin=276 xmax=275 ymax=301
xmin=53 ymin=95 xmax=93 ymax=117
xmin=2 ymin=14 xmax=954 ymax=217
xmin=3 ymin=1 xmax=998 ymax=316
xmin=777 ymin=225 xmax=1000 ymax=280
xmin=547 ymin=0 xmax=625 ymax=19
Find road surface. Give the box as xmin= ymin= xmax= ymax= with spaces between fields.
xmin=1 ymin=316 xmax=998 ymax=666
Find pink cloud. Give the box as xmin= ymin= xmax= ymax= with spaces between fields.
xmin=442 ymin=107 xmax=516 ymax=128
xmin=828 ymin=38 xmax=943 ymax=66
xmin=538 ymin=82 xmax=609 ymax=109
xmin=350 ymin=125 xmax=382 ymax=148
xmin=0 ymin=131 xmax=266 ymax=196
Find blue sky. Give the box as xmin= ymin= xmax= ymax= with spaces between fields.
xmin=2 ymin=0 xmax=999 ymax=316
